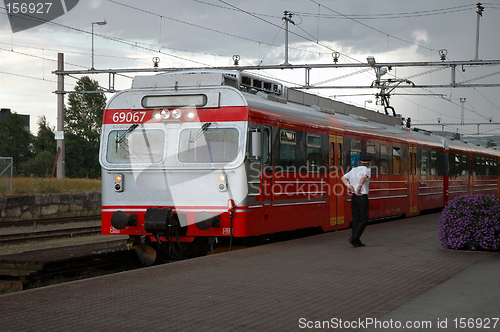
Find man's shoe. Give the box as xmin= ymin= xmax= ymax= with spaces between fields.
xmin=348 ymin=238 xmax=359 ymax=247
xmin=356 ymin=240 xmax=366 ymax=247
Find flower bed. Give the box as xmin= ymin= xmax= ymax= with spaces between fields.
xmin=439 ymin=194 xmax=500 ymax=251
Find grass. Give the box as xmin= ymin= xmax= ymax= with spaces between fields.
xmin=1 ymin=177 xmax=101 ymax=196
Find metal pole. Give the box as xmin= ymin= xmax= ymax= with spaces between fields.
xmin=10 ymin=157 xmax=12 ymax=194
xmin=283 ymin=13 xmax=289 ymax=66
xmin=282 ymin=11 xmax=294 ymax=66
xmin=56 ymin=53 xmax=65 ymax=179
xmin=460 ymin=98 xmax=466 ymax=126
xmin=474 ymin=3 xmax=484 ymax=60
xmin=91 ymin=23 xmax=94 ymax=69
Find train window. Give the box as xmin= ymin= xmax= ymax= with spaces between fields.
xmin=307 ymin=134 xmax=321 ymax=173
xmin=430 ymin=151 xmax=437 ymax=175
xmin=178 ymin=128 xmax=239 ymax=163
xmin=461 ymin=155 xmax=468 ymax=176
xmin=380 ymin=144 xmax=389 ymax=175
xmin=410 ymin=151 xmax=414 ymax=175
xmin=393 ymin=147 xmax=401 ymax=175
xmin=330 ymin=142 xmax=334 ymax=172
xmin=279 ymin=130 xmax=297 ymax=169
xmin=414 ymin=152 xmax=417 ymax=175
xmin=247 ymin=129 xmax=259 ymax=161
xmin=473 ymin=157 xmax=479 ymax=176
xmin=106 ymin=129 xmax=165 ymax=164
xmin=420 ymin=150 xmax=428 ymax=175
xmin=367 ymin=143 xmax=377 ymax=175
xmin=449 ymin=154 xmax=458 ymax=176
xmin=485 ymin=159 xmax=491 ymax=176
xmin=262 ymin=128 xmax=271 ymax=165
xmin=350 ymin=140 xmax=361 ymax=166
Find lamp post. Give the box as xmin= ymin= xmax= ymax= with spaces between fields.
xmin=91 ymin=20 xmax=107 ymax=70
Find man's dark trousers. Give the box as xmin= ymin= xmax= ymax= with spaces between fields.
xmin=351 ymin=194 xmax=369 ymax=241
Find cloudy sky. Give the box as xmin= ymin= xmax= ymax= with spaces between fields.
xmin=1 ymin=0 xmax=500 ymax=136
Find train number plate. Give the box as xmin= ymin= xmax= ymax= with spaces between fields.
xmin=112 ymin=111 xmax=147 ymax=123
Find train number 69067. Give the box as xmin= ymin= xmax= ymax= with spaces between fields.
xmin=112 ymin=111 xmax=146 ymax=123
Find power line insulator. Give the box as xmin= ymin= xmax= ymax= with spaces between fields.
xmin=232 ymin=55 xmax=240 ymax=66
xmin=332 ymin=52 xmax=340 ymax=63
xmin=152 ymin=57 xmax=160 ymax=68
xmin=438 ymin=49 xmax=448 ymax=61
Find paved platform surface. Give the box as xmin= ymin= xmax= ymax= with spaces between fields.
xmin=0 ymin=213 xmax=498 ymax=332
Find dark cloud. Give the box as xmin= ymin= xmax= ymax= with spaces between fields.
xmin=1 ymin=0 xmax=499 ymax=134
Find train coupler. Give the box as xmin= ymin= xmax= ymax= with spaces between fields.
xmin=144 ymin=207 xmax=174 ymax=233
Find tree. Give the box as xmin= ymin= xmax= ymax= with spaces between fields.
xmin=65 ymin=76 xmax=106 ymax=146
xmin=64 ymin=76 xmax=107 ymax=178
xmin=0 ymin=109 xmax=32 ymax=174
xmin=64 ymin=133 xmax=101 ymax=178
xmin=32 ymin=116 xmax=56 ymax=154
xmin=20 ymin=116 xmax=57 ymax=177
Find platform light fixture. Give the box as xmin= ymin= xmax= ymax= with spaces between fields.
xmin=367 ymin=56 xmax=376 ymax=67
xmin=91 ymin=20 xmax=107 ymax=70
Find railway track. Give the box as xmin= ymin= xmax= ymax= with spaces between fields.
xmin=0 ymin=240 xmax=141 ymax=291
xmin=0 ymin=226 xmax=102 ymax=246
xmin=0 ymin=214 xmax=101 ymax=228
xmin=0 ymin=215 xmax=143 ymax=291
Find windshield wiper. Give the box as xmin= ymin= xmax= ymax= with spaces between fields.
xmin=188 ymin=122 xmax=216 ymax=143
xmin=116 ymin=124 xmax=139 ymax=144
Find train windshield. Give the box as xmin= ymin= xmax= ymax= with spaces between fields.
xmin=178 ymin=127 xmax=239 ymax=163
xmin=106 ymin=127 xmax=165 ymax=164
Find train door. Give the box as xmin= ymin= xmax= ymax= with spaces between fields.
xmin=329 ymin=134 xmax=344 ymax=226
xmin=261 ymin=126 xmax=273 ymax=205
xmin=408 ymin=146 xmax=418 ymax=214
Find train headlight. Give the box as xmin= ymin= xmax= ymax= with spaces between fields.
xmin=152 ymin=109 xmax=162 ymax=121
xmin=160 ymin=109 xmax=170 ymax=119
xmin=217 ymin=173 xmax=227 ymax=192
xmin=185 ymin=108 xmax=196 ymax=121
xmin=114 ymin=173 xmax=124 ymax=192
xmin=172 ymin=109 xmax=181 ymax=119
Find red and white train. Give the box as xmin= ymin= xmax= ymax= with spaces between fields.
xmin=99 ymin=70 xmax=500 ymax=264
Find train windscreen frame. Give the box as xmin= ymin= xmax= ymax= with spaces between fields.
xmin=178 ymin=127 xmax=239 ymax=163
xmin=106 ymin=128 xmax=165 ymax=164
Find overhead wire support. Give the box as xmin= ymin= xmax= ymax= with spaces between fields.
xmin=53 ymin=58 xmax=500 ymax=94
xmin=474 ymin=2 xmax=485 ymax=60
xmin=282 ymin=11 xmax=295 ymax=66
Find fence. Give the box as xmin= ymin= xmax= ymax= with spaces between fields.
xmin=0 ymin=157 xmax=13 ymax=194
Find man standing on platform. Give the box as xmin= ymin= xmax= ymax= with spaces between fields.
xmin=341 ymin=155 xmax=371 ymax=247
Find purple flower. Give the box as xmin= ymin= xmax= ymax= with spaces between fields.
xmin=439 ymin=194 xmax=500 ymax=251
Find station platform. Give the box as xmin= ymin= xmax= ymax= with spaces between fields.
xmin=0 ymin=212 xmax=498 ymax=332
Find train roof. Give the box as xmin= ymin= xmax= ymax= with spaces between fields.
xmin=127 ymin=70 xmax=500 ymax=158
